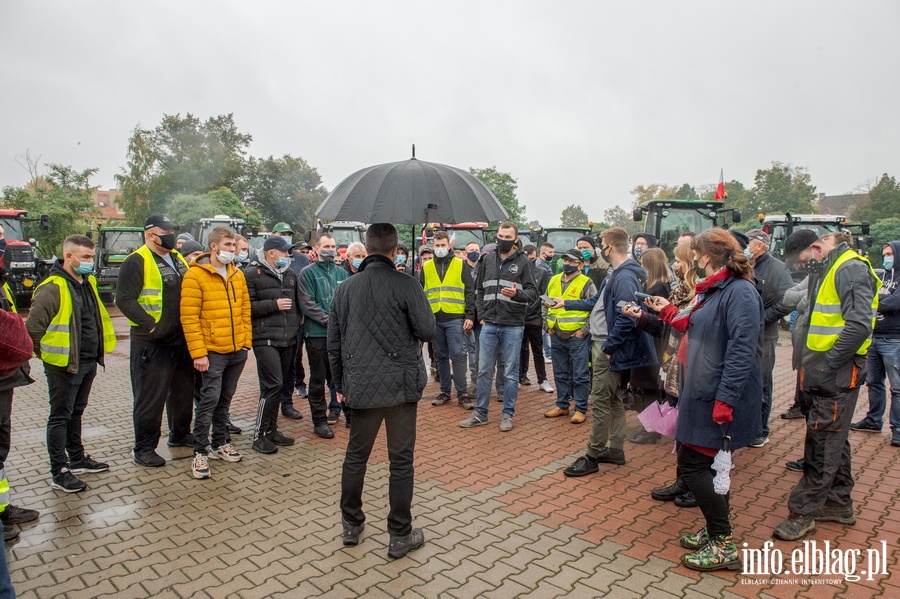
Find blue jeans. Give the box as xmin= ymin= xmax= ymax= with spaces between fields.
xmin=542 ymin=330 xmax=552 ymax=359
xmin=464 ymin=330 xmax=477 ymax=387
xmin=434 ymin=319 xmax=468 ymax=397
xmin=759 ymin=336 xmax=777 ymax=437
xmin=475 ymin=323 xmax=524 ymax=418
xmin=551 ymin=333 xmax=591 ymax=413
xmin=864 ymin=337 xmax=900 ymax=430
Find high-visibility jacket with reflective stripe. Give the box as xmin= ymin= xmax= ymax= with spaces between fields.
xmin=423 ymin=258 xmax=466 ymax=315
xmin=34 ymin=275 xmax=116 ymax=367
xmin=807 ymin=249 xmax=879 ymax=354
xmin=0 ymin=467 xmax=8 ymax=512
xmin=127 ymin=245 xmax=189 ymax=326
xmin=2 ymin=282 xmax=15 ymax=313
xmin=546 ymin=273 xmax=591 ymax=331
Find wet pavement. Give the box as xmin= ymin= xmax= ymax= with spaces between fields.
xmin=4 ymin=315 xmax=900 ymax=598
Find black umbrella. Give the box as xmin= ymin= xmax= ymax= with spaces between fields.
xmin=316 ymin=146 xmax=509 ymax=225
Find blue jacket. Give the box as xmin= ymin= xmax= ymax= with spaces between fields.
xmin=875 ymin=241 xmax=900 ymax=338
xmin=566 ymin=258 xmax=656 ymax=372
xmin=676 ymin=274 xmax=764 ymax=450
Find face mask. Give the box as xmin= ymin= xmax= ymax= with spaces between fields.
xmin=319 ymin=249 xmax=337 ymax=261
xmin=743 ymin=247 xmax=753 ymax=260
xmin=352 ymin=258 xmax=364 ymax=269
xmin=633 ymin=247 xmax=644 ymax=259
xmin=274 ymin=257 xmax=290 ymax=268
xmin=73 ymin=258 xmax=94 ymax=275
xmin=237 ymin=251 xmax=249 ymax=263
xmin=495 ymin=237 xmax=515 ymax=254
xmin=434 ymin=247 xmax=449 ymax=259
xmin=801 ymin=258 xmax=825 ymax=274
xmin=283 ymin=236 xmax=293 ymax=244
xmin=395 ymin=254 xmax=407 ymax=264
xmin=693 ymin=259 xmax=707 ymax=278
xmin=562 ymin=264 xmax=579 ymax=275
xmin=580 ymin=249 xmax=593 ymax=261
xmin=600 ymin=246 xmax=611 ymax=261
xmin=217 ymin=250 xmax=235 ymax=265
xmin=467 ymin=251 xmax=479 ymax=262
xmin=884 ymin=257 xmax=895 ymax=271
xmin=157 ymin=233 xmax=176 ymax=251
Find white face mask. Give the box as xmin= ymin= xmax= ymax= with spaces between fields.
xmin=217 ymin=250 xmax=235 ymax=265
xmin=433 ymin=247 xmax=449 ymax=259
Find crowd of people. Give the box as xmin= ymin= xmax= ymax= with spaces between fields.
xmin=0 ymin=212 xmax=892 ymax=571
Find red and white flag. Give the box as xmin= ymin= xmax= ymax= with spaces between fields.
xmin=715 ymin=169 xmax=727 ymax=202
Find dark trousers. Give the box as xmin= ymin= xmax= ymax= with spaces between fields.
xmin=306 ymin=337 xmax=331 ymax=426
xmin=131 ymin=341 xmax=194 ymax=454
xmin=678 ymin=444 xmax=732 ymax=537
xmin=283 ymin=331 xmax=306 ymax=410
xmin=0 ymin=389 xmax=11 ymax=468
xmin=254 ymin=344 xmax=295 ymax=438
xmin=193 ymin=350 xmax=248 ymax=453
xmin=341 ymin=402 xmax=417 ymax=537
xmin=759 ymin=335 xmax=778 ymax=437
xmin=434 ymin=319 xmax=468 ymax=397
xmin=44 ymin=360 xmax=97 ymax=475
xmin=788 ymin=387 xmax=859 ymax=515
xmin=519 ymin=322 xmax=548 ymax=383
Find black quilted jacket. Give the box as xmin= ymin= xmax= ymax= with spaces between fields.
xmin=328 ymin=254 xmax=436 ymax=409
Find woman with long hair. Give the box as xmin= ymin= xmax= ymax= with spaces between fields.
xmin=644 ymin=228 xmax=763 ymax=571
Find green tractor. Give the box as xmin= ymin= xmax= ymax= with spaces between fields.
xmin=633 ymin=200 xmax=741 ymax=257
xmin=93 ymin=226 xmax=145 ymax=300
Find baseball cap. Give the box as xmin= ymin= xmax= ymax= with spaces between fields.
xmin=783 ymin=229 xmax=818 ymax=269
xmin=144 ymin=214 xmax=175 ymax=231
xmin=746 ymin=229 xmax=771 ymax=246
xmin=562 ymin=248 xmax=584 ymax=262
xmin=263 ymin=235 xmax=294 ymax=253
xmin=272 ymin=222 xmax=294 ymax=234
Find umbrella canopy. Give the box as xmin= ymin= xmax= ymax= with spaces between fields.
xmin=316 ymin=148 xmax=509 ymax=225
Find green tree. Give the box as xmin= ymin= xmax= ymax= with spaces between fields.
xmin=602 ymin=205 xmax=639 ymax=234
xmin=236 ymin=154 xmax=328 ymax=232
xmin=468 ymin=166 xmax=526 ymax=226
xmin=854 ymin=174 xmax=900 ymax=223
xmin=165 ymin=188 xmax=260 ymax=230
xmin=115 ymin=127 xmax=156 ymax=226
xmin=2 ymin=164 xmax=98 ymax=257
xmin=750 ymin=162 xmax=817 ymax=215
xmin=868 ymin=217 xmax=900 ymax=268
xmin=631 ymin=183 xmax=679 ymax=205
xmin=673 ymin=183 xmax=699 ymax=200
xmin=559 ymin=204 xmax=589 ymax=227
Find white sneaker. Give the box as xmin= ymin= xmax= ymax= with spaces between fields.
xmin=500 ymin=414 xmax=514 ymax=432
xmin=539 ymin=380 xmax=555 ymax=393
xmin=459 ymin=413 xmax=488 ymax=428
xmin=544 ymin=357 xmax=552 ymax=364
xmin=211 ymin=443 xmax=242 ymax=462
xmin=192 ymin=453 xmax=210 ymax=479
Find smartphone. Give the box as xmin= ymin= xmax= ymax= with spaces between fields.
xmin=540 ymin=295 xmax=554 ymax=305
xmin=634 ymin=292 xmax=652 ymax=300
xmin=616 ymin=300 xmax=629 ymax=308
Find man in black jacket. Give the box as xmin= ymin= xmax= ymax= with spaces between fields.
xmin=328 ymin=223 xmax=435 ymax=559
xmin=245 ymin=236 xmax=302 ymax=454
xmin=745 ymin=229 xmax=794 ymax=448
xmin=460 ymin=222 xmax=538 ymax=433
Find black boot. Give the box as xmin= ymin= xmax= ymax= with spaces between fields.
xmin=651 ymin=478 xmax=688 ymax=501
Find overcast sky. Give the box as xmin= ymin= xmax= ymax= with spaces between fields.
xmin=1 ymin=1 xmax=898 ymax=226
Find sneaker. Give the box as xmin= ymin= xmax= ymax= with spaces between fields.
xmin=544 ymin=356 xmax=552 ymax=364
xmin=295 ymin=384 xmax=308 ymax=398
xmin=167 ymin=434 xmax=195 ymax=448
xmin=780 ymin=405 xmax=804 ymax=419
xmin=0 ymin=505 xmax=40 ymax=525
xmin=538 ymin=380 xmax=554 ymax=393
xmin=892 ymin=433 xmax=900 ymax=447
xmin=500 ymin=414 xmax=513 ymax=432
xmin=388 ymin=528 xmax=425 ymax=559
xmin=191 ymin=453 xmax=211 ymax=479
xmin=680 ymin=526 xmax=710 ymax=550
xmin=132 ymin=450 xmax=166 ymax=468
xmin=544 ymin=407 xmax=569 ymax=418
xmin=459 ymin=413 xmax=488 ymax=428
xmin=51 ymin=468 xmax=86 ymax=493
xmin=850 ymin=419 xmax=882 ymax=432
xmin=432 ymin=392 xmax=451 ymax=406
xmin=749 ymin=436 xmax=769 ymax=448
xmin=813 ymin=504 xmax=856 ymax=525
xmin=563 ymin=455 xmax=599 ymax=477
xmin=327 ymin=411 xmax=340 ymax=425
xmin=595 ymin=448 xmax=626 ymax=465
xmin=227 ymin=422 xmax=242 ymax=435
xmin=674 ymin=491 xmax=698 ymax=508
xmin=252 ymin=436 xmax=278 ymax=454
xmin=681 ymin=534 xmax=741 ymax=571
xmin=651 ymin=479 xmax=688 ymax=502
xmin=457 ymin=393 xmax=474 ymax=410
xmin=271 ymin=430 xmax=295 ymax=446
xmin=69 ymin=454 xmax=109 ymax=474
xmin=3 ymin=525 xmax=19 ymax=544
xmin=570 ymin=411 xmax=586 ymax=424
xmin=628 ymin=429 xmax=660 ymax=444
xmin=785 ymin=458 xmax=805 ymax=472
xmin=519 ymin=377 xmax=532 ymax=386
xmin=342 ymin=520 xmax=365 ymax=546
xmin=773 ymin=512 xmax=816 ymax=541
xmin=210 ymin=444 xmax=242 ymax=462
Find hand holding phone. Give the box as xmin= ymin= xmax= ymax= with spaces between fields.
xmin=634 ymin=291 xmax=652 ymax=300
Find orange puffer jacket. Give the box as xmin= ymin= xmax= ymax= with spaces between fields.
xmin=181 ymin=254 xmax=252 ymax=359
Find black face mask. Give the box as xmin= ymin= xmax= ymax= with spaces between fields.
xmin=600 ymin=246 xmax=611 ymax=261
xmin=495 ymin=237 xmax=516 ymax=254
xmin=562 ymin=264 xmax=579 ymax=275
xmin=693 ymin=259 xmax=707 ymax=278
xmin=157 ymin=233 xmax=176 ymax=251
xmin=801 ymin=258 xmax=825 ymax=274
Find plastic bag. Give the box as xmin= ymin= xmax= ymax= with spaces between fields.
xmin=637 ymin=400 xmax=678 ymax=437
xmin=712 ymin=435 xmax=733 ymax=495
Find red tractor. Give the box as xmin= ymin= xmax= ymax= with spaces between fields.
xmin=0 ymin=209 xmax=50 ymax=306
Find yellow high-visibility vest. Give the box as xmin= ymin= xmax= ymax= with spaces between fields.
xmin=127 ymin=245 xmax=189 ymax=326
xmin=807 ymin=249 xmax=879 ymax=354
xmin=2 ymin=282 xmax=15 ymax=313
xmin=547 ymin=273 xmax=591 ymax=331
xmin=423 ymin=258 xmax=466 ymax=315
xmin=34 ymin=275 xmax=116 ymax=366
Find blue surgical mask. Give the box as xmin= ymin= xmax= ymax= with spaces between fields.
xmin=580 ymin=249 xmax=593 ymax=261
xmin=743 ymin=247 xmax=753 ymax=260
xmin=275 ymin=257 xmax=289 ymax=268
xmin=73 ymin=259 xmax=94 ymax=275
xmin=352 ymin=258 xmax=363 ymax=269
xmin=237 ymin=251 xmax=249 ymax=263
xmin=884 ymin=257 xmax=894 ymax=271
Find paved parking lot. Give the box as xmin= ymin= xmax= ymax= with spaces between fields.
xmin=4 ymin=326 xmax=899 ymax=598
